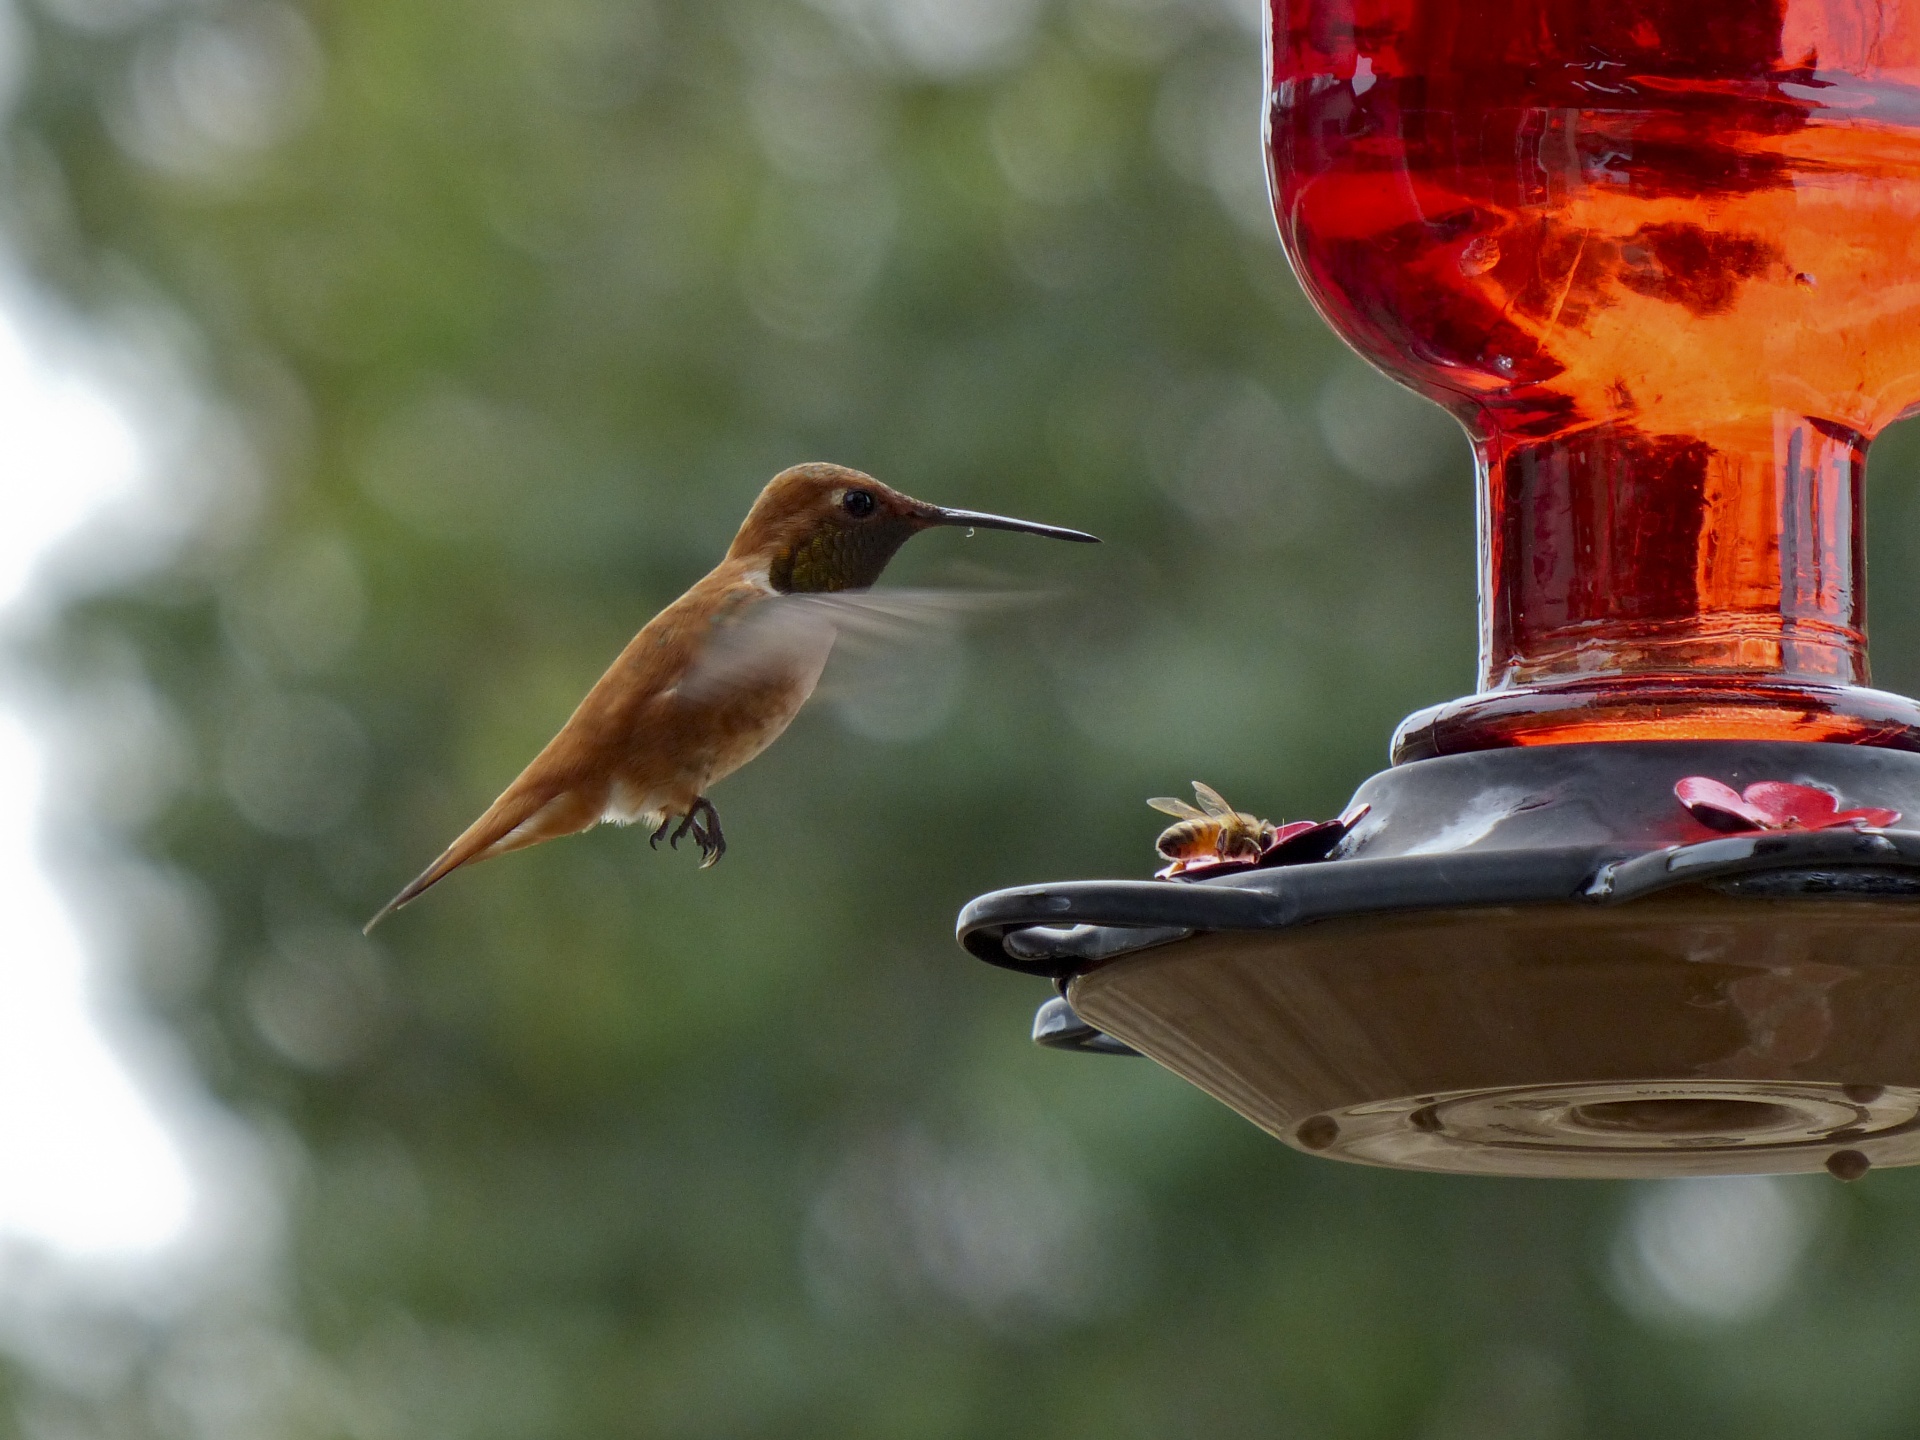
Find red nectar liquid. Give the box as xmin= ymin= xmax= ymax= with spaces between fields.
xmin=1268 ymin=0 xmax=1920 ymax=757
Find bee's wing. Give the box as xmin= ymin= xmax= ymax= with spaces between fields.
xmin=1148 ymin=797 xmax=1207 ymax=819
xmin=1190 ymin=781 xmax=1237 ymax=818
xmin=678 ymin=588 xmax=1032 ymax=705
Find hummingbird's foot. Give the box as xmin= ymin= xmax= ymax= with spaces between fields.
xmin=689 ymin=796 xmax=725 ymax=869
xmin=667 ymin=809 xmax=697 ymax=850
xmin=665 ymin=798 xmax=725 ymax=866
xmin=649 ymin=815 xmax=673 ymax=849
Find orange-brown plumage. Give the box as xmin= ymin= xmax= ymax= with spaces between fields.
xmin=365 ymin=463 xmax=1096 ymax=930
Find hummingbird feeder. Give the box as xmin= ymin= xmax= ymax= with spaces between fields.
xmin=960 ymin=0 xmax=1920 ymax=1179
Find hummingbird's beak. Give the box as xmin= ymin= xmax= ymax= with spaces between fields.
xmin=918 ymin=505 xmax=1100 ymax=543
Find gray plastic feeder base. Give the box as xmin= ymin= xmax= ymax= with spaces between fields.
xmin=959 ymin=741 xmax=1920 ymax=1178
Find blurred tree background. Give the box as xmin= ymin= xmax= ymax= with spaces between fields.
xmin=12 ymin=0 xmax=1920 ymax=1435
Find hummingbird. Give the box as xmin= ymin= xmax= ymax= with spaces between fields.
xmin=365 ymin=462 xmax=1097 ymax=931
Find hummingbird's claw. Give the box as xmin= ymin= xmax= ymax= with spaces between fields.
xmin=649 ymin=815 xmax=672 ymax=849
xmin=690 ymin=796 xmax=725 ymax=869
xmin=665 ymin=797 xmax=725 ymax=866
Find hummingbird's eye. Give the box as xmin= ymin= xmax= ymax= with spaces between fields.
xmin=841 ymin=489 xmax=877 ymax=519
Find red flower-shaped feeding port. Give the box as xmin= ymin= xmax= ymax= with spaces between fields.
xmin=1157 ymin=806 xmax=1370 ymax=881
xmin=1675 ymin=777 xmax=1900 ymax=835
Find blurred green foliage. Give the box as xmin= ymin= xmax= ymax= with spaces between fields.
xmin=16 ymin=0 xmax=1920 ymax=1435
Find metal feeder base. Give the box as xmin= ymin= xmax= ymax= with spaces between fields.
xmin=960 ymin=741 xmax=1920 ymax=1179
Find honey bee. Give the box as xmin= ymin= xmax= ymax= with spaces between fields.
xmin=1148 ymin=782 xmax=1277 ymax=869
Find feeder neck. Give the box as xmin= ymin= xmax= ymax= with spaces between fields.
xmin=1479 ymin=416 xmax=1866 ymax=690
xmin=1389 ymin=415 xmax=1920 ymax=761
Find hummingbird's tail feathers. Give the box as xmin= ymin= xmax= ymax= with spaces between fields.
xmin=362 ymin=870 xmax=437 ymax=935
xmin=363 ymin=783 xmax=598 ymax=933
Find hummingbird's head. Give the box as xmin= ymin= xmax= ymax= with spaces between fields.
xmin=731 ymin=462 xmax=1098 ymax=593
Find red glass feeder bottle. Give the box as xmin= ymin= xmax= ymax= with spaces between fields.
xmin=1269 ymin=0 xmax=1920 ymax=760
xmin=961 ymin=0 xmax=1920 ymax=1180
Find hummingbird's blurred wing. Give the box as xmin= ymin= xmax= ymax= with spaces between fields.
xmin=676 ymin=588 xmax=1031 ymax=705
